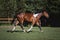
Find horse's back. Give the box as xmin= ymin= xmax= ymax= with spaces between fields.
xmin=17 ymin=12 xmax=33 ymax=21
xmin=17 ymin=13 xmax=25 ymax=18
xmin=25 ymin=13 xmax=33 ymax=17
xmin=17 ymin=12 xmax=33 ymax=17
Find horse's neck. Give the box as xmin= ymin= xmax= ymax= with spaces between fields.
xmin=36 ymin=13 xmax=42 ymax=19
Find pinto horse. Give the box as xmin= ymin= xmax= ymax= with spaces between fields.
xmin=11 ymin=10 xmax=49 ymax=32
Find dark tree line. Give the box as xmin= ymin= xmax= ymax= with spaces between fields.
xmin=0 ymin=0 xmax=60 ymax=26
xmin=0 ymin=0 xmax=48 ymax=17
xmin=47 ymin=0 xmax=60 ymax=26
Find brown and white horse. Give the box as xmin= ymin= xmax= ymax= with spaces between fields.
xmin=11 ymin=10 xmax=49 ymax=33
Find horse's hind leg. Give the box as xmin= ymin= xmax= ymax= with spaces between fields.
xmin=12 ymin=19 xmax=19 ymax=31
xmin=36 ymin=20 xmax=43 ymax=32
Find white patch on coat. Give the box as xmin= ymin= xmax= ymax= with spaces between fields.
xmin=12 ymin=27 xmax=16 ymax=31
xmin=33 ymin=14 xmax=38 ymax=17
xmin=27 ymin=25 xmax=33 ymax=32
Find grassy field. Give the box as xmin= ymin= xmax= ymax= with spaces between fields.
xmin=0 ymin=25 xmax=60 ymax=40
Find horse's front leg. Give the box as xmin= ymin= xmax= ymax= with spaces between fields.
xmin=27 ymin=21 xmax=35 ymax=33
xmin=36 ymin=20 xmax=43 ymax=32
xmin=27 ymin=25 xmax=33 ymax=32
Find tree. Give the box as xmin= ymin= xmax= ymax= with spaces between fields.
xmin=47 ymin=0 xmax=60 ymax=26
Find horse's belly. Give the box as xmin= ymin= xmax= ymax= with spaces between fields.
xmin=24 ymin=17 xmax=33 ymax=22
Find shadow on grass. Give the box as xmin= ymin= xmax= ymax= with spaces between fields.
xmin=7 ymin=30 xmax=23 ymax=33
xmin=7 ymin=30 xmax=33 ymax=33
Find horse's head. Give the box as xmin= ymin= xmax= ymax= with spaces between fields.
xmin=43 ymin=11 xmax=49 ymax=18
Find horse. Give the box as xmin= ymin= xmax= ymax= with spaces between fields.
xmin=11 ymin=10 xmax=49 ymax=33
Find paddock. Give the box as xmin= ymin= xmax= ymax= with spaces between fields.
xmin=0 ymin=25 xmax=60 ymax=40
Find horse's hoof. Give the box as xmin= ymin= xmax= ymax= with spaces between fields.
xmin=40 ymin=30 xmax=43 ymax=32
xmin=26 ymin=31 xmax=30 ymax=33
xmin=11 ymin=31 xmax=14 ymax=33
xmin=26 ymin=31 xmax=32 ymax=33
xmin=23 ymin=30 xmax=26 ymax=32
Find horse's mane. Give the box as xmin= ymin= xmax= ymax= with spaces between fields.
xmin=25 ymin=11 xmax=32 ymax=13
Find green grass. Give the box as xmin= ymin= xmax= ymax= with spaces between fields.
xmin=0 ymin=25 xmax=60 ymax=40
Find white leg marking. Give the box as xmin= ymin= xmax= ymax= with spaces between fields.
xmin=23 ymin=29 xmax=26 ymax=32
xmin=27 ymin=25 xmax=33 ymax=32
xmin=12 ymin=27 xmax=16 ymax=31
xmin=41 ymin=30 xmax=43 ymax=32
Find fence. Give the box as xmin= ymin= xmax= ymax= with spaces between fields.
xmin=0 ymin=18 xmax=13 ymax=23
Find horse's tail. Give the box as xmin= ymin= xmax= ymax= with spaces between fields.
xmin=11 ymin=15 xmax=17 ymax=25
